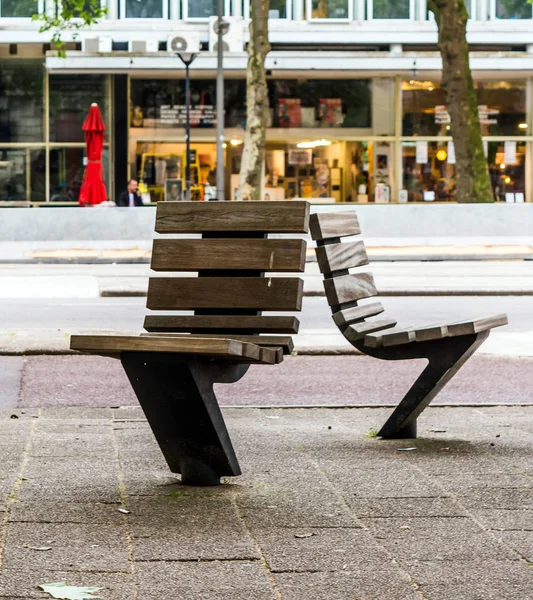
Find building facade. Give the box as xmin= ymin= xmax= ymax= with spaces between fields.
xmin=0 ymin=0 xmax=532 ymax=204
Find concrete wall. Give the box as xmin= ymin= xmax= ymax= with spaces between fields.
xmin=0 ymin=204 xmax=532 ymax=244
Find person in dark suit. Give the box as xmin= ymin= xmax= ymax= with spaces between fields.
xmin=117 ymin=179 xmax=144 ymax=207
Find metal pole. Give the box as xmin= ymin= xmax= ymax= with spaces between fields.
xmin=185 ymin=62 xmax=191 ymax=202
xmin=216 ymin=0 xmax=225 ymax=201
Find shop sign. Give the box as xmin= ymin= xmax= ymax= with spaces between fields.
xmin=478 ymin=105 xmax=499 ymax=125
xmin=416 ymin=141 xmax=428 ymax=164
xmin=160 ymin=105 xmax=216 ymax=126
xmin=434 ymin=105 xmax=500 ymax=125
xmin=288 ymin=149 xmax=312 ymax=165
xmin=435 ymin=105 xmax=451 ymax=124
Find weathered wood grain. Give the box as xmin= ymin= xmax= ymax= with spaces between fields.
xmin=141 ymin=333 xmax=294 ymax=355
xmin=151 ymin=238 xmax=306 ymax=272
xmin=147 ymin=277 xmax=304 ymax=311
xmin=143 ymin=315 xmax=300 ymax=334
xmin=343 ymin=318 xmax=397 ymax=342
xmin=446 ymin=314 xmax=508 ymax=336
xmin=315 ymin=240 xmax=368 ymax=274
xmin=309 ymin=211 xmax=361 ymax=241
xmin=332 ymin=302 xmax=385 ymax=328
xmin=323 ymin=273 xmax=378 ymax=307
xmin=70 ymin=334 xmax=279 ymax=363
xmin=365 ymin=314 xmax=508 ymax=348
xmin=156 ymin=201 xmax=310 ymax=234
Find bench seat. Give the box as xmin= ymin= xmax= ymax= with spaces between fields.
xmin=364 ymin=314 xmax=508 ymax=348
xmin=70 ymin=334 xmax=282 ymax=364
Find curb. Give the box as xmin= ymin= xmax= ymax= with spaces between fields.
xmin=100 ymin=288 xmax=533 ymax=298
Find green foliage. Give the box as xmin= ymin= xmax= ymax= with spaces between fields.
xmin=33 ymin=0 xmax=107 ymax=58
xmin=365 ymin=427 xmax=379 ymax=438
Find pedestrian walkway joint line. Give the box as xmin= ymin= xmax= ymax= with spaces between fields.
xmin=110 ymin=419 xmax=141 ymax=600
xmin=231 ymin=496 xmax=283 ymax=600
xmin=0 ymin=415 xmax=37 ymax=570
xmin=309 ymin=457 xmax=431 ymax=600
xmin=404 ymin=426 xmax=533 ymax=567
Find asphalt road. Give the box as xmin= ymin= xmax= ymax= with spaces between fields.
xmin=0 ymin=295 xmax=530 ymax=332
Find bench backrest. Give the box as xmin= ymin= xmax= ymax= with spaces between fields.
xmin=144 ymin=201 xmax=310 ymax=339
xmin=310 ymin=210 xmax=397 ymax=343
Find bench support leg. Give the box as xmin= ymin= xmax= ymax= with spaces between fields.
xmin=377 ymin=332 xmax=488 ymax=439
xmin=121 ymin=353 xmax=246 ymax=486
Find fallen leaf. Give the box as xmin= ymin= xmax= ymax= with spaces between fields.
xmin=27 ymin=546 xmax=52 ymax=551
xmin=118 ymin=508 xmax=131 ymax=515
xmin=397 ymin=448 xmax=417 ymax=452
xmin=430 ymin=429 xmax=446 ymax=433
xmin=294 ymin=532 xmax=316 ymax=539
xmin=39 ymin=583 xmax=103 ymax=599
xmin=400 ymin=526 xmax=410 ymax=531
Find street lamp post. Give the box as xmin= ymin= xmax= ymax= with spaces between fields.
xmin=177 ymin=52 xmax=198 ymax=202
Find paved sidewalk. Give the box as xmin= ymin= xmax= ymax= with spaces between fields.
xmin=1 ymin=405 xmax=533 ymax=599
xmin=2 ymin=261 xmax=533 ymax=298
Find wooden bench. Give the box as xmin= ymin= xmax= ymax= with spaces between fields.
xmin=310 ymin=210 xmax=508 ymax=439
xmin=71 ymin=201 xmax=310 ymax=485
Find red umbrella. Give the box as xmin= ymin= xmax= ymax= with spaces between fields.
xmin=78 ymin=103 xmax=107 ymax=206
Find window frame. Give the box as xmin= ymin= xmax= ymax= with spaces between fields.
xmin=119 ymin=0 xmax=169 ymax=20
xmin=306 ymin=0 xmax=353 ymax=22
xmin=183 ymin=0 xmax=230 ymax=20
xmin=489 ymin=0 xmax=533 ymax=20
xmin=366 ymin=0 xmax=415 ymax=21
xmin=0 ymin=0 xmax=44 ymax=18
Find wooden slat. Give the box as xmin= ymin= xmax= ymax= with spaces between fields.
xmin=141 ymin=333 xmax=294 ymax=355
xmin=309 ymin=211 xmax=361 ymax=241
xmin=446 ymin=314 xmax=508 ymax=336
xmin=315 ymin=240 xmax=368 ymax=274
xmin=147 ymin=277 xmax=304 ymax=311
xmin=323 ymin=273 xmax=378 ymax=307
xmin=332 ymin=302 xmax=385 ymax=328
xmin=151 ymin=239 xmax=306 ymax=272
xmin=143 ymin=315 xmax=300 ymax=334
xmin=70 ymin=335 xmax=277 ymax=363
xmin=156 ymin=201 xmax=310 ymax=234
xmin=344 ymin=318 xmax=397 ymax=343
xmin=365 ymin=313 xmax=508 ymax=348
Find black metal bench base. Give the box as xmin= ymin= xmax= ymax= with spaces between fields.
xmin=357 ymin=331 xmax=490 ymax=440
xmin=121 ymin=352 xmax=248 ymax=486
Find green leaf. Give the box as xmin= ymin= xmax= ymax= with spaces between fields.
xmin=39 ymin=583 xmax=103 ymax=600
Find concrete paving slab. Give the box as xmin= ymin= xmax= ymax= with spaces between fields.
xmin=135 ymin=561 xmax=278 ymax=600
xmin=3 ymin=522 xmax=130 ymax=573
xmin=0 ymin=569 xmax=136 ymax=599
xmin=0 ymin=357 xmax=23 ymax=409
xmin=274 ymin=570 xmax=422 ymax=600
xmin=1 ymin=406 xmax=533 ymax=599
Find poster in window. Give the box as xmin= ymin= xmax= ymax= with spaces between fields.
xmin=278 ymin=99 xmax=302 ymax=128
xmin=415 ymin=141 xmax=428 ymax=164
xmin=288 ymin=149 xmax=312 ymax=166
xmin=319 ymin=98 xmax=343 ymax=127
xmin=165 ymin=179 xmax=183 ymax=202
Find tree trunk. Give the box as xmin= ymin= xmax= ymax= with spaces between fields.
xmin=237 ymin=0 xmax=270 ymax=201
xmin=429 ymin=0 xmax=493 ymax=203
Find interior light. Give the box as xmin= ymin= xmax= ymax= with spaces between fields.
xmin=296 ymin=139 xmax=332 ymax=149
xmin=504 ymin=176 xmax=511 ymax=184
xmin=519 ymin=123 xmax=528 ymax=129
xmin=230 ymin=139 xmax=243 ymax=146
xmin=446 ymin=125 xmax=451 ymax=131
xmin=500 ymin=163 xmax=506 ymax=170
xmin=428 ymin=87 xmax=434 ymax=91
xmin=436 ymin=149 xmax=447 ymax=161
xmin=222 ymin=143 xmax=227 ymax=148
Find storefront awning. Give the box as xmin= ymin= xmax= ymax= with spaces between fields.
xmin=45 ymin=50 xmax=533 ymax=76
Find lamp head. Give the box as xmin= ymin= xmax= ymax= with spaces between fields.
xmin=177 ymin=52 xmax=198 ymax=66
